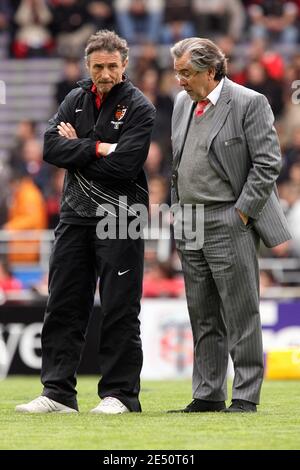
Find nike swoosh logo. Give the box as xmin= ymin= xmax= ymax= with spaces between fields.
xmin=118 ymin=269 xmax=130 ymax=276
xmin=75 ymin=109 xmax=82 ymax=113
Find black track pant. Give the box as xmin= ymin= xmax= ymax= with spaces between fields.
xmin=41 ymin=222 xmax=144 ymax=412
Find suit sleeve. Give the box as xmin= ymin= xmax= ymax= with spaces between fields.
xmin=43 ymin=89 xmax=97 ymax=170
xmin=80 ymin=104 xmax=156 ymax=182
xmin=235 ymin=94 xmax=282 ymax=219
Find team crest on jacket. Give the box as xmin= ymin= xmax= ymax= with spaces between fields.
xmin=115 ymin=105 xmax=127 ymax=121
xmin=111 ymin=105 xmax=127 ymax=129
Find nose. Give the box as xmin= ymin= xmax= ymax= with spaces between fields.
xmin=101 ymin=68 xmax=110 ymax=79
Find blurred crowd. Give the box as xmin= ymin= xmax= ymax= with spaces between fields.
xmin=0 ymin=0 xmax=300 ymax=297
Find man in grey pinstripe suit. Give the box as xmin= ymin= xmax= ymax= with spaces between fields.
xmin=169 ymin=38 xmax=291 ymax=413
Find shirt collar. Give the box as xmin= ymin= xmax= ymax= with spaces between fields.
xmin=206 ymin=77 xmax=224 ymax=106
xmin=91 ymin=83 xmax=103 ymax=110
xmin=91 ymin=83 xmax=101 ymax=97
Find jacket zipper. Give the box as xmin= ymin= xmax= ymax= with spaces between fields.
xmin=89 ymin=180 xmax=93 ymax=214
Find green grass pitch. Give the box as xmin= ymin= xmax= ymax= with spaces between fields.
xmin=0 ymin=377 xmax=300 ymax=450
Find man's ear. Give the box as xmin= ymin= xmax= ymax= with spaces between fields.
xmin=207 ymin=67 xmax=216 ymax=81
xmin=85 ymin=59 xmax=89 ymax=71
xmin=123 ymin=58 xmax=129 ymax=69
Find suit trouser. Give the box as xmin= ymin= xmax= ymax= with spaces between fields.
xmin=177 ymin=202 xmax=264 ymax=404
xmin=41 ymin=222 xmax=144 ymax=412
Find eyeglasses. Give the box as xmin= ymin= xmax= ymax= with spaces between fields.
xmin=174 ymin=70 xmax=199 ymax=81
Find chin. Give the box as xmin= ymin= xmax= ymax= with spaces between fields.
xmin=100 ymin=86 xmax=113 ymax=94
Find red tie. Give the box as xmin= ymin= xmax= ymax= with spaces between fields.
xmin=195 ymin=99 xmax=210 ymax=117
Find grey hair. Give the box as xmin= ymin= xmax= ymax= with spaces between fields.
xmin=85 ymin=30 xmax=129 ymax=63
xmin=170 ymin=38 xmax=227 ymax=81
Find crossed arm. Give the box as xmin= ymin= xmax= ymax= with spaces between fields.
xmin=57 ymin=121 xmax=113 ymax=157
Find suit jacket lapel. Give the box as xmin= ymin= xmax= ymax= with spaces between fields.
xmin=174 ymin=99 xmax=196 ymax=170
xmin=206 ymin=78 xmax=232 ymax=151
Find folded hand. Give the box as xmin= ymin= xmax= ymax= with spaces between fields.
xmin=57 ymin=122 xmax=78 ymax=139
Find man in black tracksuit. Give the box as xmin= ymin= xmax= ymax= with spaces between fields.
xmin=16 ymin=30 xmax=156 ymax=415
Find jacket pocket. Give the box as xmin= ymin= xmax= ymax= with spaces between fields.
xmin=223 ymin=136 xmax=243 ymax=147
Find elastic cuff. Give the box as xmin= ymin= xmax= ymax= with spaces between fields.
xmin=95 ymin=141 xmax=101 ymax=158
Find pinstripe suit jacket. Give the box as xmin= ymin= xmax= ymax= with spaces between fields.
xmin=171 ymin=77 xmax=291 ymax=247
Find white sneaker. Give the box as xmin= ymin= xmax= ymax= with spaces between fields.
xmin=90 ymin=397 xmax=129 ymax=414
xmin=15 ymin=396 xmax=78 ymax=414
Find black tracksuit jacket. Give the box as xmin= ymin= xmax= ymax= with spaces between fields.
xmin=43 ymin=77 xmax=156 ymax=224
